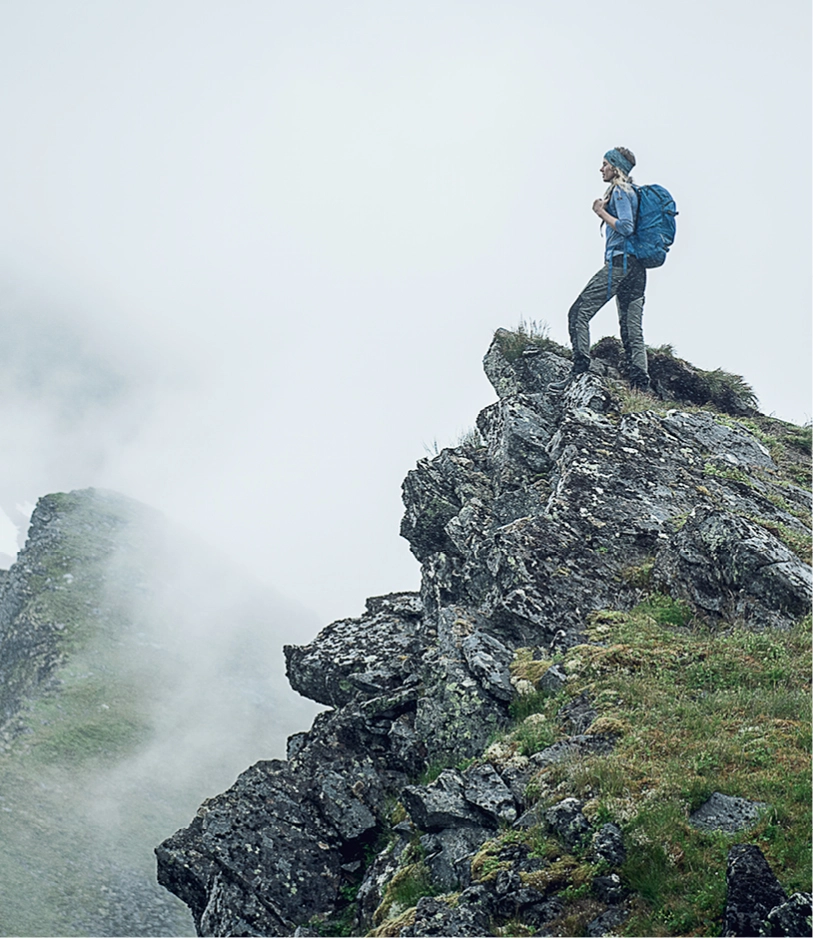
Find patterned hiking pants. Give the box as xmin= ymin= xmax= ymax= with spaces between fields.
xmin=568 ymin=256 xmax=649 ymax=386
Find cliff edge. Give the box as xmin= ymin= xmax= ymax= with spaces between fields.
xmin=156 ymin=333 xmax=812 ymax=937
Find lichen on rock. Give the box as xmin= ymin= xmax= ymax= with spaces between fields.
xmin=156 ymin=332 xmax=812 ymax=937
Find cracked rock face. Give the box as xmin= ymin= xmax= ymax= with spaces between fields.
xmin=723 ymin=844 xmax=790 ymax=938
xmin=284 ymin=592 xmax=423 ymax=707
xmin=654 ymin=507 xmax=812 ymax=628
xmin=156 ymin=335 xmax=811 ymax=936
xmin=156 ymin=761 xmax=345 ymax=936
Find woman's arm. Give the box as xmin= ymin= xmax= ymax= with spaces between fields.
xmin=592 ymin=190 xmax=635 ymax=235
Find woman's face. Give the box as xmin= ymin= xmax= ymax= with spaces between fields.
xmin=600 ymin=159 xmax=617 ymax=183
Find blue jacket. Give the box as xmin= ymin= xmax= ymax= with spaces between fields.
xmin=604 ymin=186 xmax=638 ymax=260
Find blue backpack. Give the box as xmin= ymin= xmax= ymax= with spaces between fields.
xmin=629 ymin=184 xmax=678 ymax=268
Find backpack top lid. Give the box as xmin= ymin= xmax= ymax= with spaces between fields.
xmin=630 ymin=184 xmax=678 ymax=268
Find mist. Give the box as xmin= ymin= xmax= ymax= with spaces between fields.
xmin=0 ymin=0 xmax=809 ymax=628
xmin=0 ymin=489 xmax=322 ymax=935
xmin=0 ymin=3 xmax=807 ymax=935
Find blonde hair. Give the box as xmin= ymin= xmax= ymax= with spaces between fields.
xmin=605 ymin=167 xmax=635 ymax=197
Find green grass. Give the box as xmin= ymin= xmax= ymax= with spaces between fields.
xmin=635 ymin=593 xmax=695 ymax=628
xmin=456 ymin=600 xmax=811 ymax=937
xmin=508 ymin=689 xmax=551 ymax=722
xmin=373 ymin=839 xmax=439 ymax=927
xmin=417 ymin=759 xmax=454 ymax=786
xmin=27 ymin=676 xmax=151 ymax=766
xmin=511 ymin=715 xmax=557 ymax=757
xmin=386 ymin=860 xmax=437 ymax=910
xmin=537 ymin=604 xmax=812 ymax=936
xmin=786 ymin=422 xmax=812 ymax=454
xmin=697 ymin=367 xmax=759 ymax=412
xmin=493 ymin=320 xmax=572 ymax=363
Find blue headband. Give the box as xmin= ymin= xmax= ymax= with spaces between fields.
xmin=604 ymin=148 xmax=634 ymax=176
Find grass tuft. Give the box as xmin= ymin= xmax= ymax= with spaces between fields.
xmin=494 ymin=320 xmax=572 ymax=363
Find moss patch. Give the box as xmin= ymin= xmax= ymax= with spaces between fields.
xmin=537 ymin=604 xmax=811 ymax=936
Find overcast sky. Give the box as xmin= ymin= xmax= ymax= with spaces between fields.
xmin=0 ymin=0 xmax=809 ymax=627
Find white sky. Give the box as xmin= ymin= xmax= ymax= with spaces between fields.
xmin=0 ymin=0 xmax=809 ymax=626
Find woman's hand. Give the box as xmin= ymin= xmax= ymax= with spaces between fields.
xmin=593 ymin=197 xmax=617 ymax=230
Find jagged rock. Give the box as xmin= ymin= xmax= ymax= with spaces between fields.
xmin=314 ymin=770 xmax=378 ymax=840
xmin=400 ymin=889 xmax=493 ymax=937
xmin=586 ymin=906 xmax=631 ymax=936
xmin=156 ymin=333 xmax=812 ymax=937
xmin=538 ymin=662 xmax=567 ymax=693
xmin=590 ymin=823 xmax=626 ymax=868
xmin=284 ymin=592 xmax=422 ymax=707
xmin=654 ymin=507 xmax=812 ymax=629
xmin=462 ymin=763 xmax=517 ymax=824
xmin=544 ymin=798 xmax=592 ymax=850
xmin=157 ymin=761 xmax=344 ymax=936
xmin=490 ymin=868 xmax=525 ymax=918
xmin=421 ymin=826 xmax=492 ymax=892
xmin=402 ymin=770 xmax=482 ymax=831
xmin=475 ymin=395 xmax=557 ymax=488
xmin=592 ymin=873 xmax=626 ymax=904
xmin=482 ymin=337 xmax=569 ymax=399
xmin=158 ymin=665 xmax=423 ymax=935
xmin=513 ymin=805 xmax=543 ymax=830
xmin=498 ymin=755 xmax=535 ymax=809
xmin=723 ymin=844 xmax=789 ymax=937
xmin=763 ymin=892 xmax=813 ymax=937
xmin=558 ymin=693 xmax=597 ymax=734
xmin=388 ymin=713 xmax=427 ymax=775
xmin=461 ymin=631 xmax=514 ymax=701
xmin=492 ymin=871 xmax=562 ymax=934
xmin=403 ymin=763 xmax=516 ymax=837
xmin=286 ymin=732 xmax=309 ymax=760
xmin=530 ymin=733 xmax=616 ymax=769
xmin=559 ymin=371 xmax=616 ymax=414
xmin=414 ymin=660 xmax=506 ymax=764
xmin=662 ymin=411 xmax=775 ymax=468
xmin=400 ymin=452 xmax=493 ymax=562
xmin=689 ymin=792 xmax=768 ymax=833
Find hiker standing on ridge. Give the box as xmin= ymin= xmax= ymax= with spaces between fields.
xmin=551 ymin=146 xmax=650 ymax=392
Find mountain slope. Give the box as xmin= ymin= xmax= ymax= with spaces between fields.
xmin=156 ymin=333 xmax=811 ymax=937
xmin=0 ymin=488 xmax=320 ymax=937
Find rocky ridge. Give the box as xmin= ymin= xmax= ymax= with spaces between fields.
xmin=0 ymin=488 xmax=319 ymax=937
xmin=156 ymin=334 xmax=812 ymax=937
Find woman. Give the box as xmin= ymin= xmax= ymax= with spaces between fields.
xmin=553 ymin=147 xmax=650 ymax=391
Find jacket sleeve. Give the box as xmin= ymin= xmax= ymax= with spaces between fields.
xmin=611 ymin=189 xmax=636 ymax=238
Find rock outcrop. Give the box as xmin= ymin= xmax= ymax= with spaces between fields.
xmin=723 ymin=844 xmax=812 ymax=937
xmin=156 ymin=334 xmax=812 ymax=937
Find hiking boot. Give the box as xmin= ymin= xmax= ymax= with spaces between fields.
xmin=629 ymin=376 xmax=651 ymax=392
xmin=548 ymin=368 xmax=587 ymax=393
